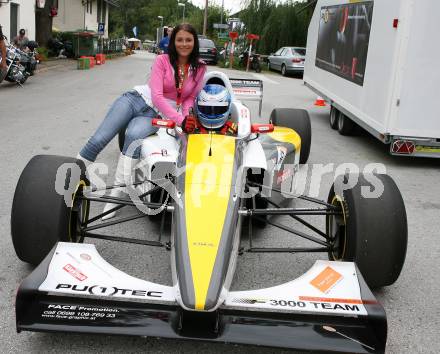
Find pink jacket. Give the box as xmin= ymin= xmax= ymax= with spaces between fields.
xmin=149 ymin=54 xmax=206 ymax=125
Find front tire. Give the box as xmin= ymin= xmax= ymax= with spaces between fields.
xmin=281 ymin=64 xmax=287 ymax=76
xmin=326 ymin=173 xmax=408 ymax=288
xmin=11 ymin=155 xmax=89 ymax=265
xmin=270 ymin=108 xmax=311 ymax=164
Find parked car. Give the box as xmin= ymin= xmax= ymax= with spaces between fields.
xmin=268 ymin=47 xmax=306 ymax=76
xmin=199 ymin=38 xmax=218 ymax=64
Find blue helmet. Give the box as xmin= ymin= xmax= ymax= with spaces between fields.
xmin=196 ymin=84 xmax=231 ymax=129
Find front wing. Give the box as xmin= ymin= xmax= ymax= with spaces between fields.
xmin=16 ymin=242 xmax=386 ymax=353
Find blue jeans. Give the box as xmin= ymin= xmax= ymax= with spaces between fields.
xmin=80 ymin=91 xmax=158 ymax=160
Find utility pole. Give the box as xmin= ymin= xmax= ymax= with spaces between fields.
xmin=220 ymin=0 xmax=224 ymax=24
xmin=203 ymin=0 xmax=208 ymax=36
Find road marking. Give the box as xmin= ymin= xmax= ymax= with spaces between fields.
xmin=252 ymin=73 xmax=279 ymax=85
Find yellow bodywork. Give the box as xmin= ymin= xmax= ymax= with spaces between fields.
xmin=184 ymin=134 xmax=236 ymax=310
xmin=268 ymin=126 xmax=301 ymax=148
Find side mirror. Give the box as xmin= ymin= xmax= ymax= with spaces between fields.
xmin=152 ymin=118 xmax=176 ymax=129
xmin=251 ymin=124 xmax=274 ymax=134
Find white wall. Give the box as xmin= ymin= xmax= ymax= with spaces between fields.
xmin=0 ymin=1 xmax=36 ymax=42
xmin=53 ymin=0 xmax=110 ymax=38
xmin=53 ymin=0 xmax=84 ymax=32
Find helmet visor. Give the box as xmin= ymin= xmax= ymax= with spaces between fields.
xmin=198 ymin=104 xmax=228 ymax=117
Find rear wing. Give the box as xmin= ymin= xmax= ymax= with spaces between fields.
xmin=230 ymin=78 xmax=263 ymax=116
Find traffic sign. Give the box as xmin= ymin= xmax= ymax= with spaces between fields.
xmin=213 ymin=23 xmax=229 ymax=29
xmin=217 ymin=32 xmax=229 ymax=39
xmin=229 ymin=32 xmax=239 ymax=40
xmin=98 ymin=23 xmax=105 ymax=35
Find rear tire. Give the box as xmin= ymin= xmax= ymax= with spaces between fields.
xmin=337 ymin=113 xmax=356 ymax=135
xmin=270 ymin=108 xmax=311 ymax=164
xmin=326 ymin=173 xmax=408 ymax=288
xmin=11 ymin=155 xmax=89 ymax=265
xmin=329 ymin=106 xmax=339 ymax=130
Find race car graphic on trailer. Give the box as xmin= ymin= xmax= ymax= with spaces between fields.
xmin=12 ymin=72 xmax=407 ymax=353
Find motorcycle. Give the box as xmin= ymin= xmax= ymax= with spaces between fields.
xmin=0 ymin=43 xmax=29 ymax=86
xmin=18 ymin=40 xmax=39 ymax=76
xmin=239 ymin=51 xmax=262 ymax=73
xmin=47 ymin=38 xmax=74 ymax=58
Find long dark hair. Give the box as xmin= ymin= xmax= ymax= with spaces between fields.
xmin=167 ymin=23 xmax=202 ymax=87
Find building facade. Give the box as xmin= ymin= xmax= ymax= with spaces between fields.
xmin=53 ymin=0 xmax=113 ymax=38
xmin=0 ymin=0 xmax=36 ymax=42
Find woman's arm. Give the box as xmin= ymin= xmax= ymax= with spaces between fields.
xmin=150 ymin=55 xmax=185 ymax=125
xmin=182 ymin=65 xmax=207 ymax=117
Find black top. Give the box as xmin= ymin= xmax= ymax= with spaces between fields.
xmin=0 ymin=25 xmax=4 ymax=40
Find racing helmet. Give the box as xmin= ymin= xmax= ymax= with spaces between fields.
xmin=196 ymin=84 xmax=231 ymax=129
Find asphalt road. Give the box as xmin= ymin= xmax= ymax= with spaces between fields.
xmin=0 ymin=52 xmax=439 ymax=354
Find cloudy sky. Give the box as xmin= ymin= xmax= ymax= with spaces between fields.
xmin=189 ymin=0 xmax=244 ymax=15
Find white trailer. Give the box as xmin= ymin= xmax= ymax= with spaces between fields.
xmin=304 ymin=0 xmax=440 ymax=158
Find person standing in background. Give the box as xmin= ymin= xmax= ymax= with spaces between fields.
xmin=158 ymin=27 xmax=173 ymax=54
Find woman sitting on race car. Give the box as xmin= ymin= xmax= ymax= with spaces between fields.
xmin=77 ymin=23 xmax=206 ymax=219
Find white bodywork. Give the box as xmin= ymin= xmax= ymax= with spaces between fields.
xmin=40 ymin=242 xmax=368 ymax=317
xmin=304 ymin=0 xmax=440 ymax=157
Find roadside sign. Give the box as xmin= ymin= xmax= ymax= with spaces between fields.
xmin=98 ymin=23 xmax=105 ymax=35
xmin=229 ymin=32 xmax=238 ymax=40
xmin=213 ymin=23 xmax=229 ymax=29
xmin=217 ymin=33 xmax=229 ymax=39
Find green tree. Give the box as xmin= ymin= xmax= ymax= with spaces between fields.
xmin=36 ymin=0 xmax=58 ymax=47
xmin=240 ymin=0 xmax=313 ymax=54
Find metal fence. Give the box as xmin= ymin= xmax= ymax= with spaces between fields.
xmin=98 ymin=38 xmax=124 ymax=54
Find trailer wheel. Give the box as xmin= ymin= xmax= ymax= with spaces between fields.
xmin=337 ymin=113 xmax=356 ymax=135
xmin=270 ymin=108 xmax=311 ymax=164
xmin=11 ymin=155 xmax=90 ymax=265
xmin=329 ymin=106 xmax=339 ymax=130
xmin=326 ymin=173 xmax=407 ymax=288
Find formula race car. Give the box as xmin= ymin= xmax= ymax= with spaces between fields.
xmin=11 ymin=72 xmax=407 ymax=353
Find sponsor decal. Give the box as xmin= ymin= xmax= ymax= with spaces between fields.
xmin=148 ymin=149 xmax=168 ymax=156
xmin=232 ymin=298 xmax=267 ymax=305
xmin=230 ymin=79 xmax=261 ymax=87
xmin=55 ymin=283 xmax=163 ymax=298
xmin=233 ymin=89 xmax=258 ymax=95
xmin=63 ymin=264 xmax=88 ymax=281
xmin=299 ymin=295 xmax=377 ymax=305
xmin=276 ymin=167 xmax=293 ymax=184
xmin=230 ymin=297 xmax=361 ymax=312
xmin=316 ymin=2 xmax=374 ymax=86
xmin=80 ymin=253 xmax=91 ymax=261
xmin=42 ymin=304 xmax=120 ymax=321
xmin=192 ymin=241 xmax=215 ymax=247
xmin=275 ymin=146 xmax=288 ymax=170
xmin=240 ymin=107 xmax=249 ymax=120
xmin=310 ymin=266 xmax=343 ymax=293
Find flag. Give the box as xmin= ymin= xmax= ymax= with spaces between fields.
xmin=132 ymin=26 xmax=138 ymax=37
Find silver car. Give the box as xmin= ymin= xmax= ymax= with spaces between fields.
xmin=268 ymin=47 xmax=306 ymax=76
